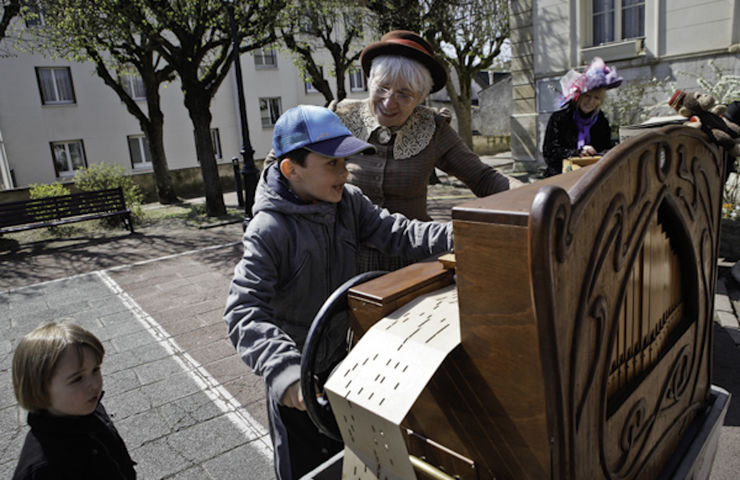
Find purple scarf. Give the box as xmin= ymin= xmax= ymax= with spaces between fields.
xmin=573 ymin=108 xmax=599 ymax=150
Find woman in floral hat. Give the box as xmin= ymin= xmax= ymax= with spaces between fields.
xmin=542 ymin=57 xmax=623 ymax=177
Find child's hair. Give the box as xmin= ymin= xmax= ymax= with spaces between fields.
xmin=279 ymin=147 xmax=310 ymax=166
xmin=12 ymin=321 xmax=104 ymax=412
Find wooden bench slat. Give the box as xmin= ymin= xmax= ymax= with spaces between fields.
xmin=0 ymin=187 xmax=134 ymax=234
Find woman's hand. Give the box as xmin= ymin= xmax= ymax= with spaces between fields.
xmin=281 ymin=381 xmax=306 ymax=411
xmin=580 ymin=145 xmax=598 ymax=156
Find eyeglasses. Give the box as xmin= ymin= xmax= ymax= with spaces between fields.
xmin=373 ymin=86 xmax=416 ymax=106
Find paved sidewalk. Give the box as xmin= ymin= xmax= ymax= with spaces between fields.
xmin=1 ymin=175 xmax=739 ymax=479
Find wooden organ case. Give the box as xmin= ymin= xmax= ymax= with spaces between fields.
xmin=339 ymin=125 xmax=730 ymax=480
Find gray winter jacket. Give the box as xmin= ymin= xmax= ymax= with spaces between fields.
xmin=223 ymin=164 xmax=453 ymax=403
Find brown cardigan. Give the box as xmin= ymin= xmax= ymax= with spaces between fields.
xmin=333 ymin=99 xmax=518 ymax=220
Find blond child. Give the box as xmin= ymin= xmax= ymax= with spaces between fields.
xmin=12 ymin=321 xmax=136 ymax=479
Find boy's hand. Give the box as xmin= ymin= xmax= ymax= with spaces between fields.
xmin=281 ymin=381 xmax=306 ymax=411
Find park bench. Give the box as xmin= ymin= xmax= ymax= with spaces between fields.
xmin=0 ymin=187 xmax=134 ymax=235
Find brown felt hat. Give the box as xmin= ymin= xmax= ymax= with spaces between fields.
xmin=360 ymin=30 xmax=447 ymax=93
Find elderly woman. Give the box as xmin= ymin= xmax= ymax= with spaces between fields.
xmin=330 ymin=30 xmax=520 ymax=270
xmin=542 ymin=57 xmax=622 ymax=177
xmin=332 ymin=30 xmax=520 ymax=222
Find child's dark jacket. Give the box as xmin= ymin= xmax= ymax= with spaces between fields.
xmin=13 ymin=400 xmax=136 ymax=480
xmin=223 ymin=164 xmax=453 ymax=404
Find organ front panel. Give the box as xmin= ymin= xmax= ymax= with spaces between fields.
xmin=345 ymin=125 xmax=727 ymax=479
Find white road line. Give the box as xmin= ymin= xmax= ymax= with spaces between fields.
xmin=94 ymin=270 xmax=273 ymax=461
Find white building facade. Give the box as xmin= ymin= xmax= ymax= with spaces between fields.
xmin=511 ymin=0 xmax=740 ymax=170
xmin=0 ymin=19 xmax=369 ymax=191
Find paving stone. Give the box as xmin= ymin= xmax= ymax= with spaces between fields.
xmin=115 ymin=408 xmax=171 ymax=449
xmin=128 ymin=435 xmax=194 ymax=479
xmin=104 ymin=388 xmax=154 ymax=420
xmin=134 ymin=356 xmax=187 ymax=385
xmin=105 ymin=367 xmax=143 ymax=395
xmin=170 ymin=464 xmax=213 ymax=480
xmin=105 ymin=341 xmax=171 ymax=372
xmin=110 ymin=329 xmax=160 ymax=352
xmin=157 ymin=392 xmax=224 ymax=431
xmin=165 ymin=415 xmax=256 ymax=464
xmin=202 ymin=443 xmax=274 ymax=480
xmin=0 ymin=376 xmax=16 ymax=409
xmin=141 ymin=372 xmax=203 ymax=408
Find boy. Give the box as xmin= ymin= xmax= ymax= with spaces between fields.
xmin=223 ymin=105 xmax=453 ymax=479
xmin=12 ymin=321 xmax=136 ymax=479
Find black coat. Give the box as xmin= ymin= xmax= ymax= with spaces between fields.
xmin=542 ymin=102 xmax=612 ymax=176
xmin=12 ymin=401 xmax=136 ymax=480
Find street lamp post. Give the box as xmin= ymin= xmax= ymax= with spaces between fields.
xmin=227 ymin=2 xmax=259 ymax=221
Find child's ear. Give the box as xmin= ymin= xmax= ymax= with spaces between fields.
xmin=279 ymin=158 xmax=296 ymax=179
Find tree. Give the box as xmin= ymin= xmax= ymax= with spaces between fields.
xmin=0 ymin=0 xmax=21 ymax=44
xmin=364 ymin=0 xmax=425 ymax=33
xmin=279 ymin=0 xmax=367 ymax=105
xmin=427 ymin=0 xmax=509 ymax=147
xmin=31 ymin=0 xmax=179 ymax=204
xmin=365 ymin=0 xmax=510 ymax=148
xmin=144 ymin=0 xmax=282 ymax=216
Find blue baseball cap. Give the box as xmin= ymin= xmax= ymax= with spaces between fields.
xmin=273 ymin=105 xmax=375 ymax=159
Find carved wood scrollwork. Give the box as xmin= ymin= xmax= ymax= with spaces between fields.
xmin=530 ymin=126 xmax=723 ymax=479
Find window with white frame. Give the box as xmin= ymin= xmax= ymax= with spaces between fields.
xmin=36 ymin=67 xmax=76 ymax=105
xmin=24 ymin=2 xmax=45 ymax=27
xmin=51 ymin=140 xmax=86 ymax=177
xmin=590 ymin=0 xmax=645 ymax=46
xmin=254 ymin=46 xmax=277 ymax=68
xmin=210 ymin=128 xmax=222 ymax=159
xmin=120 ymin=69 xmax=146 ymax=100
xmin=349 ymin=66 xmax=366 ymax=92
xmin=260 ymin=97 xmax=282 ymax=128
xmin=127 ymin=135 xmax=152 ymax=169
xmin=305 ymin=67 xmax=323 ymax=93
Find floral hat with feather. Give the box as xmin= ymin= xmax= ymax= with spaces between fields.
xmin=559 ymin=57 xmax=623 ymax=106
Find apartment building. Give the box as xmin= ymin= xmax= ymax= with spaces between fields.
xmin=0 ymin=19 xmax=369 ymax=191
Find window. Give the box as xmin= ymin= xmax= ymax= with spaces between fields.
xmin=259 ymin=97 xmax=282 ymax=128
xmin=591 ymin=0 xmax=644 ymax=46
xmin=120 ymin=69 xmax=146 ymax=100
xmin=299 ymin=14 xmax=318 ymax=35
xmin=127 ymin=135 xmax=152 ymax=169
xmin=36 ymin=67 xmax=76 ymax=105
xmin=51 ymin=140 xmax=86 ymax=177
xmin=254 ymin=47 xmax=277 ymax=68
xmin=24 ymin=2 xmax=45 ymax=27
xmin=349 ymin=66 xmax=366 ymax=92
xmin=305 ymin=67 xmax=323 ymax=94
xmin=210 ymin=128 xmax=222 ymax=159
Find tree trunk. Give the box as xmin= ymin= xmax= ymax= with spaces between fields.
xmin=142 ymin=92 xmax=177 ymax=203
xmin=446 ymin=75 xmax=474 ymax=148
xmin=184 ymin=90 xmax=226 ymax=217
xmin=143 ymin=116 xmax=178 ymax=204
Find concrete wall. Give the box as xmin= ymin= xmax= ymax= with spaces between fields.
xmin=476 ymin=75 xmax=512 ymax=136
